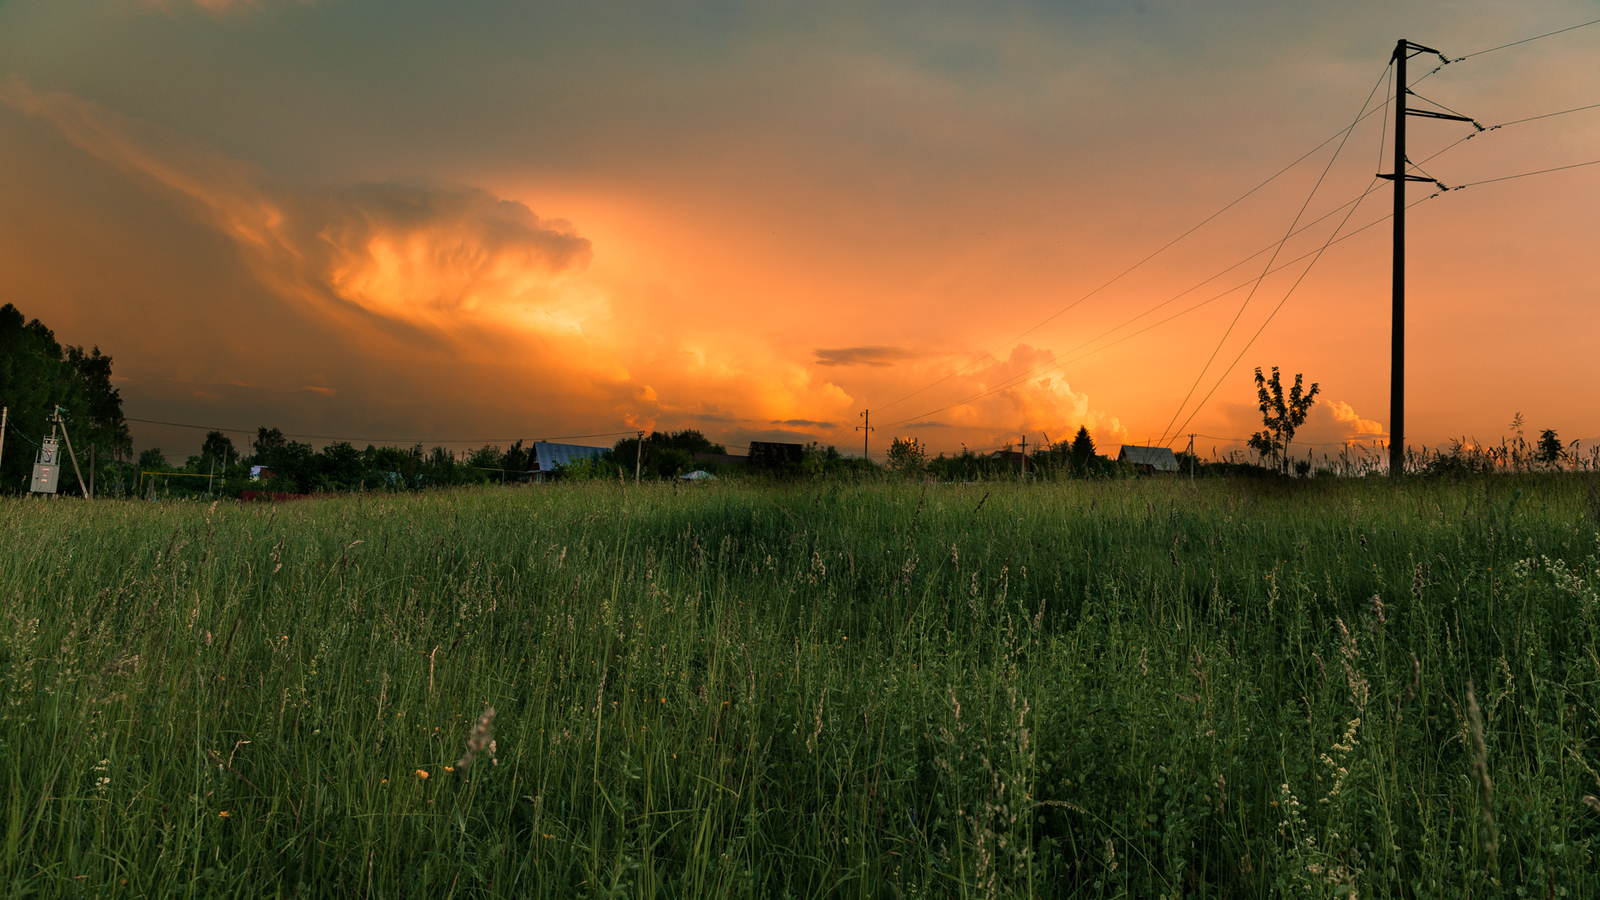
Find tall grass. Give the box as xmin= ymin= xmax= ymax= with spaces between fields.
xmin=2 ymin=474 xmax=1598 ymax=897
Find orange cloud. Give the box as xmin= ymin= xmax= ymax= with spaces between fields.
xmin=0 ymin=79 xmax=877 ymax=449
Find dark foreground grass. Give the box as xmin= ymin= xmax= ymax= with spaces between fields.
xmin=2 ymin=474 xmax=1599 ymax=898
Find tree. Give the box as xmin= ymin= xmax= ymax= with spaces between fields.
xmin=253 ymin=426 xmax=288 ymax=464
xmin=1537 ymin=429 xmax=1564 ymax=465
xmin=886 ymin=436 xmax=927 ymax=474
xmin=1068 ymin=427 xmax=1097 ymax=470
xmin=1246 ymin=367 xmax=1320 ymax=475
xmin=137 ymin=447 xmax=169 ymax=472
xmin=201 ymin=431 xmax=236 ymax=469
xmin=0 ymin=304 xmax=130 ymax=494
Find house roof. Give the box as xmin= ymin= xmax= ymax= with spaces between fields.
xmin=1117 ymin=445 xmax=1179 ymax=471
xmin=529 ymin=441 xmax=608 ymax=472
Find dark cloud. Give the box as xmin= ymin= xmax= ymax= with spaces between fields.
xmin=812 ymin=346 xmax=918 ymax=367
xmin=771 ymin=418 xmax=834 ymax=427
xmin=902 ymin=420 xmax=950 ymax=429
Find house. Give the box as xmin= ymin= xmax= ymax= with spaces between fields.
xmin=527 ymin=441 xmax=609 ymax=481
xmin=1117 ymin=445 xmax=1179 ymax=473
xmin=747 ymin=441 xmax=804 ymax=469
xmin=249 ymin=466 xmax=275 ymax=482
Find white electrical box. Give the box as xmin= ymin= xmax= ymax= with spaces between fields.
xmin=29 ymin=438 xmax=60 ymax=494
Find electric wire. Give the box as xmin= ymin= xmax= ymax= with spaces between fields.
xmin=873 ymin=31 xmax=1595 ymax=453
xmin=875 ymin=191 xmax=1425 ymax=432
xmin=875 ymin=77 xmax=1584 ymax=440
xmin=1451 ymin=157 xmax=1600 ymax=189
xmin=816 ymin=67 xmax=1403 ymax=449
xmin=1162 ymin=174 xmax=1390 ymax=447
xmin=1455 ymin=17 xmax=1600 ymax=60
xmin=122 ymin=416 xmax=637 ymax=446
xmin=1154 ymin=66 xmax=1388 ymax=448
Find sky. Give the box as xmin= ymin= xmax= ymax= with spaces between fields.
xmin=2 ymin=0 xmax=1597 ymax=464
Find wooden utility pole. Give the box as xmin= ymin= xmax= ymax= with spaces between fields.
xmin=634 ymin=431 xmax=644 ymax=484
xmin=0 ymin=407 xmax=6 ymax=482
xmin=1019 ymin=434 xmax=1028 ymax=477
xmin=1187 ymin=433 xmax=1196 ymax=481
xmin=1381 ymin=38 xmax=1474 ymax=477
xmin=53 ymin=407 xmax=89 ymax=500
xmin=857 ymin=410 xmax=874 ymax=460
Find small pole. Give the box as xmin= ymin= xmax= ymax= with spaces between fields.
xmin=1187 ymin=434 xmax=1196 ymax=480
xmin=1020 ymin=434 xmax=1027 ymax=478
xmin=634 ymin=431 xmax=644 ymax=484
xmin=208 ymin=453 xmax=216 ymax=497
xmin=857 ymin=410 xmax=874 ymax=461
xmin=0 ymin=407 xmax=7 ymax=483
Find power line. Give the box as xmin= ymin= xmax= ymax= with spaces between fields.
xmin=123 ymin=416 xmax=636 ymax=446
xmin=1496 ymin=100 xmax=1600 ymax=127
xmin=1155 ymin=66 xmax=1389 ymax=448
xmin=877 ymin=85 xmax=1584 ymax=441
xmin=874 ymin=184 xmax=1425 ymax=432
xmin=1456 ymin=16 xmax=1600 ymax=60
xmin=875 ymin=107 xmax=1523 ymax=437
xmin=1450 ymin=157 xmax=1600 ymax=189
xmin=817 ymin=71 xmax=1406 ymax=450
xmin=1163 ymin=173 xmax=1394 ymax=447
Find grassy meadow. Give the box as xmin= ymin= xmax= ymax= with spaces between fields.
xmin=3 ymin=474 xmax=1600 ymax=898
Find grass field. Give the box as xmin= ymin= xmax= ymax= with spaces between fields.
xmin=3 ymin=474 xmax=1599 ymax=898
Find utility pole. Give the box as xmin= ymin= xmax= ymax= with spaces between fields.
xmin=55 ymin=407 xmax=89 ymax=500
xmin=857 ymin=410 xmax=874 ymax=461
xmin=1187 ymin=434 xmax=1196 ymax=481
xmin=1380 ymin=38 xmax=1475 ymax=478
xmin=0 ymin=407 xmax=6 ymax=483
xmin=1019 ymin=434 xmax=1028 ymax=478
xmin=634 ymin=431 xmax=644 ymax=484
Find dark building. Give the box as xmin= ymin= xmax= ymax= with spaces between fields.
xmin=747 ymin=441 xmax=804 ymax=469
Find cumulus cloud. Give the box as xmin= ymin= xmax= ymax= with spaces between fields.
xmin=312 ymin=182 xmax=594 ymax=335
xmin=1300 ymin=398 xmax=1386 ymax=446
xmin=0 ymin=79 xmax=878 ymax=450
xmin=924 ymin=344 xmax=1127 ymax=450
xmin=0 ymin=79 xmax=598 ymax=347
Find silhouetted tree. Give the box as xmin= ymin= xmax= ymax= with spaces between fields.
xmin=0 ymin=303 xmax=130 ymax=493
xmin=201 ymin=431 xmax=236 ymax=469
xmin=1247 ymin=367 xmax=1319 ymax=474
xmin=1069 ymin=426 xmax=1097 ymax=470
xmin=1537 ymin=429 xmax=1564 ymax=465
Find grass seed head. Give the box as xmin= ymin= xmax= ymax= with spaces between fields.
xmin=457 ymin=707 xmax=496 ymax=769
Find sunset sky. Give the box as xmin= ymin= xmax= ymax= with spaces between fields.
xmin=3 ymin=0 xmax=1597 ymax=463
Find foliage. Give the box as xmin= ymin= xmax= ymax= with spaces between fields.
xmin=613 ymin=430 xmax=726 ymax=480
xmin=0 ymin=303 xmax=131 ymax=494
xmin=1539 ymin=428 xmax=1565 ymax=464
xmin=1247 ymin=366 xmax=1320 ymax=474
xmin=1069 ymin=425 xmax=1097 ymax=469
xmin=200 ymin=431 xmax=236 ymax=470
xmin=2 ymin=475 xmax=1599 ymax=896
xmin=886 ymin=436 xmax=927 ymax=474
xmin=551 ymin=452 xmax=618 ymax=482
